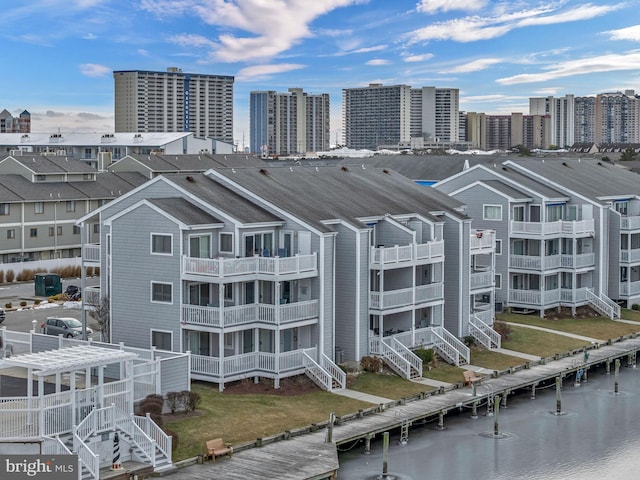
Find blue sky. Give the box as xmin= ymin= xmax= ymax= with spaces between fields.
xmin=3 ymin=0 xmax=640 ymax=148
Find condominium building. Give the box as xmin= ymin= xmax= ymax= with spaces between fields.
xmin=343 ymin=84 xmax=411 ymax=149
xmin=250 ymin=88 xmax=330 ymax=156
xmin=529 ymin=95 xmax=574 ymax=148
xmin=410 ymin=87 xmax=460 ymax=143
xmin=574 ymin=96 xmax=597 ymax=144
xmin=595 ymin=90 xmax=640 ymax=144
xmin=0 ymin=109 xmax=30 ymax=133
xmin=114 ymin=68 xmax=234 ymax=142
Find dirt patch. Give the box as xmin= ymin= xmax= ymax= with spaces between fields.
xmin=221 ymin=375 xmax=324 ymax=395
xmin=544 ymin=306 xmax=600 ymax=321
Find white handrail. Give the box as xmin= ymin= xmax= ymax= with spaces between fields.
xmin=320 ymin=353 xmax=346 ymax=390
xmin=389 ymin=337 xmax=422 ymax=375
xmin=134 ymin=413 xmax=172 ymax=463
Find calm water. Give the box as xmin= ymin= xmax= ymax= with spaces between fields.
xmin=338 ymin=365 xmax=640 ymax=479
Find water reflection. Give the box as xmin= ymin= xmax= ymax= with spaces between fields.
xmin=338 ymin=366 xmax=640 ymax=480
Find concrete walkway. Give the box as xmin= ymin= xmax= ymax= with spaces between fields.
xmin=505 ymin=321 xmax=603 ymax=344
xmin=332 ymin=388 xmax=393 ymax=404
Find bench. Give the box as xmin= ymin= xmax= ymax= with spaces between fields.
xmin=463 ymin=370 xmax=482 ymax=386
xmin=205 ymin=438 xmax=233 ymax=462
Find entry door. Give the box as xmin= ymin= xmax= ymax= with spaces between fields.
xmin=298 ymin=231 xmax=311 ymax=255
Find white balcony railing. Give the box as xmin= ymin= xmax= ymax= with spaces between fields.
xmin=510 ymin=219 xmax=594 ymax=236
xmin=620 ymin=281 xmax=640 ymax=296
xmin=470 ymin=230 xmax=495 ymax=251
xmin=370 ymin=241 xmax=444 ymax=267
xmin=509 ymin=287 xmax=590 ymax=307
xmin=82 ymin=244 xmax=100 ymax=263
xmin=510 ymin=253 xmax=595 ymax=270
xmin=182 ymin=253 xmax=317 ymax=278
xmin=620 ymin=216 xmax=640 ymax=231
xmin=83 ymin=286 xmax=101 ymax=306
xmin=370 ymin=283 xmax=443 ymax=310
xmin=620 ymin=249 xmax=640 ymax=264
xmin=470 ymin=271 xmax=494 ymax=290
xmin=181 ymin=300 xmax=319 ymax=328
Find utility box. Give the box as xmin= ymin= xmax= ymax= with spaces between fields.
xmin=34 ymin=273 xmax=62 ymax=297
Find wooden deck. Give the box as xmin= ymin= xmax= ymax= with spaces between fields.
xmin=162 ymin=335 xmax=640 ymax=480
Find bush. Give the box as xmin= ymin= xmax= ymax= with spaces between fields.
xmin=632 ymin=304 xmax=640 ymax=311
xmin=360 ymin=355 xmax=384 ymax=373
xmin=0 ymin=271 xmax=4 ymax=284
xmin=414 ymin=348 xmax=435 ymax=364
xmin=493 ymin=321 xmax=511 ymax=341
xmin=19 ymin=301 xmax=27 ymax=307
xmin=34 ymin=299 xmax=41 ymax=305
xmin=182 ymin=390 xmax=201 ymax=413
xmin=166 ymin=391 xmax=184 ymax=414
xmin=5 ymin=270 xmax=15 ymax=283
xmin=4 ymin=303 xmax=11 ymax=309
xmin=86 ymin=267 xmax=94 ymax=277
xmin=463 ymin=335 xmax=476 ymax=347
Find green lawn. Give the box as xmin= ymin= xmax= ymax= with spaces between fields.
xmin=500 ymin=323 xmax=588 ymax=357
xmin=348 ymin=372 xmax=433 ymax=398
xmin=469 ymin=349 xmax=527 ymax=371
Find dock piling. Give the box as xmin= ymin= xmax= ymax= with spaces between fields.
xmin=437 ymin=411 xmax=445 ymax=430
xmin=493 ymin=395 xmax=500 ymax=437
xmin=615 ymin=359 xmax=620 ymax=394
xmin=471 ymin=401 xmax=478 ymax=419
xmin=530 ymin=383 xmax=536 ymax=400
xmin=381 ymin=432 xmax=389 ymax=479
xmin=555 ymin=376 xmax=562 ymax=415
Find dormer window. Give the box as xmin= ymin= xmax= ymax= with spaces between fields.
xmin=35 ymin=175 xmax=45 ymax=182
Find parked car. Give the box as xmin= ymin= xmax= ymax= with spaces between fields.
xmin=0 ymin=308 xmax=5 ymax=324
xmin=41 ymin=317 xmax=92 ymax=338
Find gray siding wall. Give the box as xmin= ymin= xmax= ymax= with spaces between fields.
xmin=375 ymin=219 xmax=412 ymax=247
xmin=609 ymin=209 xmax=621 ymax=300
xmin=159 ymin=355 xmax=190 ymax=395
xmin=442 ymin=215 xmax=470 ymax=337
xmin=333 ymin=224 xmax=358 ymax=361
xmin=320 ymin=234 xmax=335 ymax=358
xmin=110 ymin=204 xmax=182 ymax=351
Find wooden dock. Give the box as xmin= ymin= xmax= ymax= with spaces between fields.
xmin=163 ymin=335 xmax=640 ymax=480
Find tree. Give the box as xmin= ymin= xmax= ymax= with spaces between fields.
xmin=620 ymin=147 xmax=637 ymax=162
xmin=89 ymin=296 xmax=110 ymax=342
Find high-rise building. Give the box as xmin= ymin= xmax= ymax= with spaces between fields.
xmin=250 ymin=88 xmax=330 ymax=156
xmin=574 ymin=96 xmax=596 ymax=144
xmin=114 ymin=67 xmax=234 ymax=143
xmin=411 ymin=87 xmax=460 ymax=143
xmin=343 ymin=84 xmax=411 ymax=149
xmin=529 ymin=95 xmax=574 ymax=148
xmin=0 ymin=109 xmax=30 ymax=133
xmin=594 ymin=90 xmax=640 ymax=144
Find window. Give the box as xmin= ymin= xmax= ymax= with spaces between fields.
xmin=93 ymin=224 xmax=100 ymax=234
xmin=495 ymin=274 xmax=502 ymax=289
xmin=57 ymin=226 xmax=62 ymax=236
xmin=483 ymin=205 xmax=502 ymax=221
xmin=73 ymin=225 xmax=80 ymax=235
xmin=546 ymin=204 xmax=563 ymax=222
xmin=151 ymin=234 xmax=172 ymax=255
xmin=151 ymin=282 xmax=172 ymax=303
xmin=30 ymin=228 xmax=37 ymax=238
xmin=224 ymin=332 xmax=234 ymax=349
xmin=151 ymin=330 xmax=172 ymax=351
xmin=7 ymin=229 xmax=15 ymax=239
xmin=34 ymin=202 xmax=44 ymax=214
xmin=567 ymin=205 xmax=578 ymax=221
xmin=495 ymin=239 xmax=502 ymax=255
xmin=219 ymin=232 xmax=233 ymax=254
xmin=35 ymin=175 xmax=45 ymax=182
xmin=49 ymin=227 xmax=55 ymax=237
xmin=512 ymin=205 xmax=525 ymax=222
xmin=615 ymin=201 xmax=629 ymax=216
xmin=0 ymin=203 xmax=9 ymax=215
xmin=66 ymin=200 xmax=76 ymax=212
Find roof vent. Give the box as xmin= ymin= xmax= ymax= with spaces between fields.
xmin=186 ymin=176 xmax=194 ymax=182
xmin=259 ymin=168 xmax=268 ymax=175
xmin=383 ymin=169 xmax=389 ymax=174
xmin=341 ymin=166 xmax=349 ymax=172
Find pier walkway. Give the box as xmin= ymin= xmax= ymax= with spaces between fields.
xmin=166 ymin=334 xmax=640 ymax=480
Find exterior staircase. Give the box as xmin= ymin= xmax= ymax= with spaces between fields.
xmin=370 ymin=337 xmax=422 ymax=379
xmin=302 ymin=350 xmax=346 ymax=391
xmin=469 ymin=314 xmax=502 ymax=349
xmin=432 ymin=326 xmax=470 ymax=366
xmin=586 ymin=289 xmax=620 ymax=319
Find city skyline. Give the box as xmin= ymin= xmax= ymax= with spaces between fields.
xmin=2 ymin=0 xmax=640 ymax=148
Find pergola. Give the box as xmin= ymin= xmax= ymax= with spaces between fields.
xmin=0 ymin=345 xmax=138 ymax=421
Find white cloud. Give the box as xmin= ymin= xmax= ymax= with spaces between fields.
xmin=605 ymin=24 xmax=640 ymax=42
xmin=83 ymin=33 xmax=97 ymax=40
xmin=352 ymin=45 xmax=387 ymax=54
xmin=137 ymin=49 xmax=150 ymax=56
xmin=143 ymin=0 xmax=365 ymax=63
xmin=79 ymin=63 xmax=110 ymax=77
xmin=497 ymin=51 xmax=640 ymax=85
xmin=448 ymin=58 xmax=501 ymax=73
xmin=366 ymin=59 xmax=390 ymax=66
xmin=407 ymin=3 xmax=621 ymax=44
xmin=417 ymin=0 xmax=487 ymax=14
xmin=235 ymin=63 xmax=306 ymax=81
xmin=403 ymin=53 xmax=434 ymax=63
xmin=30 ymin=108 xmax=113 ymax=134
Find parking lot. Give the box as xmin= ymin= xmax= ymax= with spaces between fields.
xmin=0 ymin=278 xmax=99 ymax=334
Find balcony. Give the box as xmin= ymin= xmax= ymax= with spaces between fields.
xmin=510 ymin=219 xmax=594 ymax=237
xmin=509 ymin=287 xmax=590 ymax=308
xmin=181 ymin=299 xmax=319 ymax=329
xmin=620 ymin=281 xmax=640 ymax=297
xmin=510 ymin=253 xmax=595 ymax=271
xmin=370 ymin=241 xmax=444 ymax=269
xmin=83 ymin=286 xmax=101 ymax=307
xmin=620 ymin=216 xmax=640 ymax=231
xmin=470 ymin=230 xmax=495 ymax=253
xmin=182 ymin=253 xmax=317 ymax=280
xmin=82 ymin=244 xmax=100 ymax=264
xmin=620 ymin=249 xmax=640 ymax=264
xmin=470 ymin=270 xmax=494 ymax=291
xmin=370 ymin=283 xmax=444 ymax=311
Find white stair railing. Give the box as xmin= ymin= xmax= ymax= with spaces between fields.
xmin=469 ymin=322 xmax=492 ymax=350
xmin=112 ymin=407 xmax=156 ymax=467
xmin=302 ymin=351 xmax=334 ymax=391
xmin=41 ymin=435 xmax=72 ymax=456
xmin=73 ymin=431 xmax=99 ymax=480
xmin=586 ymin=289 xmax=620 ymax=319
xmin=432 ymin=327 xmax=470 ymax=366
xmin=470 ymin=314 xmax=501 ymax=348
xmin=133 ymin=413 xmax=172 ymax=465
xmin=379 ymin=339 xmax=412 ymax=379
xmin=320 ymin=353 xmax=346 ymax=390
xmin=389 ymin=337 xmax=422 ymax=377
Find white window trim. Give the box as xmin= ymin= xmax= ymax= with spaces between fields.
xmin=219 ymin=232 xmax=234 ymax=254
xmin=150 ymin=329 xmax=173 ymax=351
xmin=483 ymin=204 xmax=502 ymax=221
xmin=495 ymin=239 xmax=502 ymax=255
xmin=224 ymin=332 xmax=234 ymax=349
xmin=495 ymin=274 xmax=502 ymax=289
xmin=150 ymin=232 xmax=173 ymax=256
xmin=150 ymin=281 xmax=173 ymax=304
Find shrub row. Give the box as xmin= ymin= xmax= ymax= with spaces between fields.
xmin=0 ymin=266 xmax=99 ymax=285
